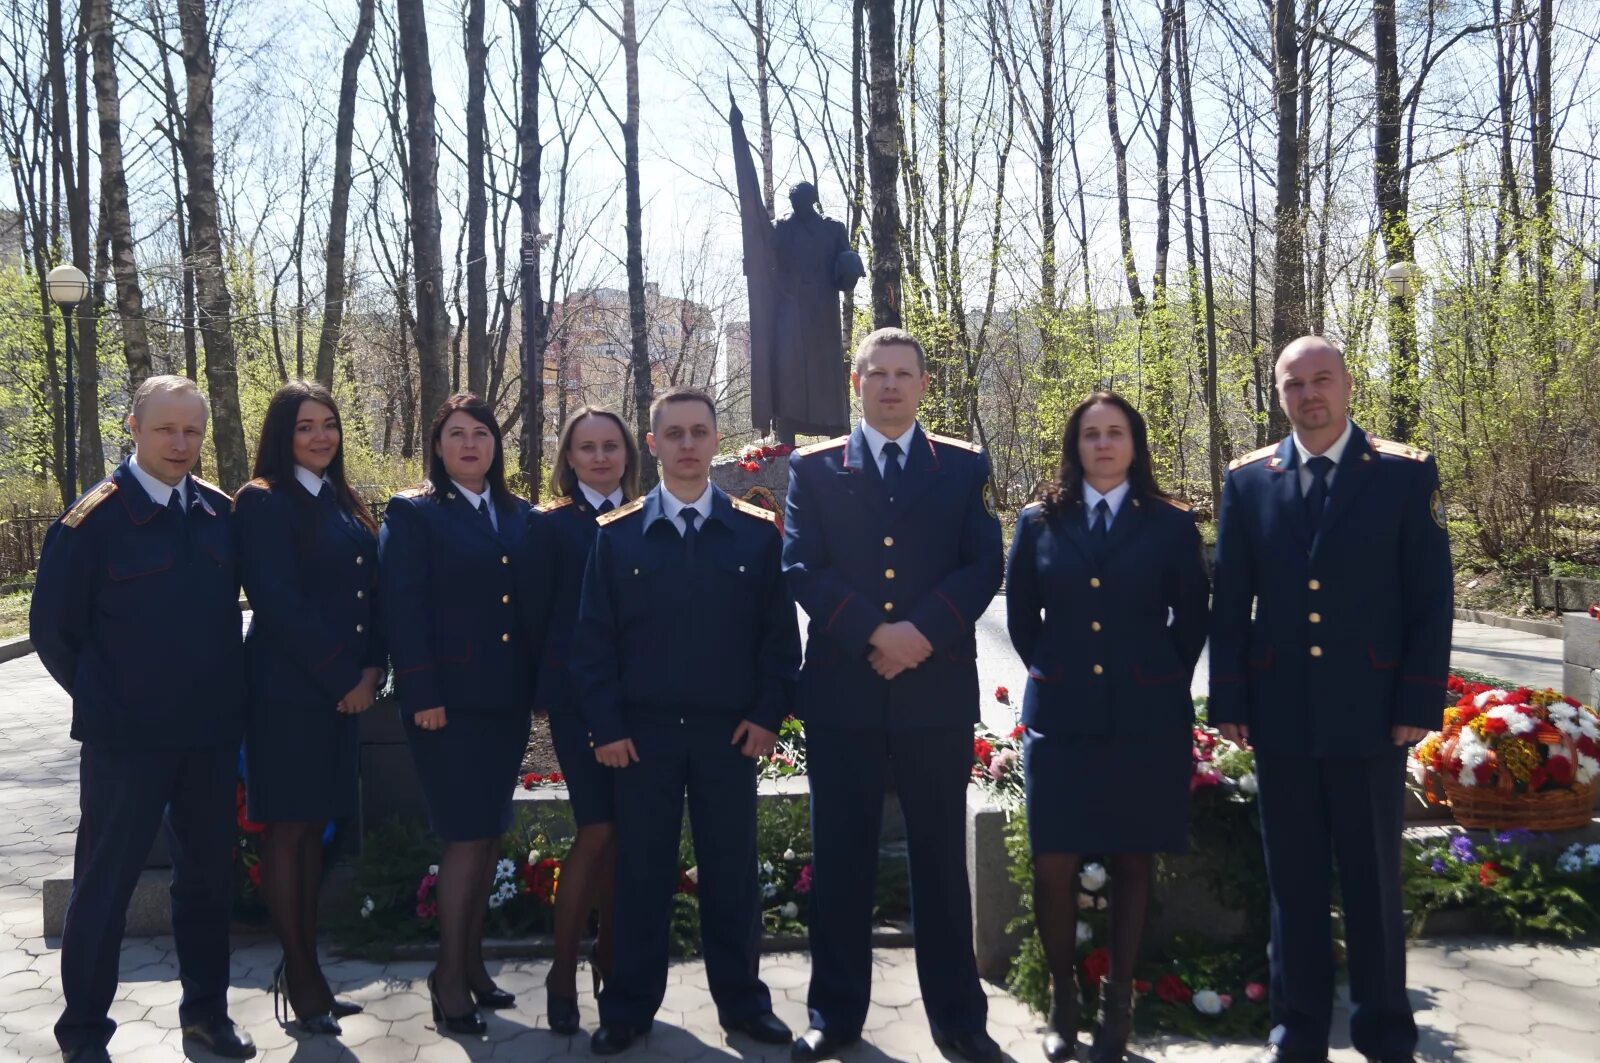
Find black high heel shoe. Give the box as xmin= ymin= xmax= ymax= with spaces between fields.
xmin=471 ymin=980 xmax=516 ymax=1010
xmin=271 ymin=960 xmax=342 ymax=1036
xmin=545 ymin=980 xmax=581 ymax=1036
xmin=329 ymin=998 xmax=364 ymax=1018
xmin=428 ymin=972 xmax=487 ymax=1037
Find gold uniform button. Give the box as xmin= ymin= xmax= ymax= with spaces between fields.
xmin=883 ymin=536 xmax=894 ymax=547
xmin=1310 ymin=645 xmax=1323 ymax=657
xmin=739 ymin=565 xmax=746 ymax=572
xmin=355 ymin=624 xmax=364 ymax=633
xmin=1092 ymin=664 xmax=1104 ymax=675
xmin=501 ymin=633 xmax=511 ymax=643
xmin=1309 ymin=612 xmax=1321 ymax=624
xmin=1091 ymin=621 xmax=1102 ymax=632
xmin=884 ymin=602 xmax=895 ymax=612
xmin=1308 ymin=578 xmax=1321 ymax=591
xmin=356 ymin=556 xmax=365 ymax=565
xmin=502 ymin=594 xmax=511 ymax=604
xmin=501 ymin=555 xmax=510 ymax=565
xmin=885 ymin=569 xmax=895 ymax=579
xmin=356 ymin=590 xmax=365 ymax=599
xmin=1089 ymin=577 xmax=1101 ymax=588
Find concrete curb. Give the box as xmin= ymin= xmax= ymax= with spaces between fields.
xmin=1453 ymin=607 xmax=1562 ymax=639
xmin=0 ymin=635 xmax=33 ymax=664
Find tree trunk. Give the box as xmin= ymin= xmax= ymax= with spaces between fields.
xmin=1269 ymin=0 xmax=1305 ymax=436
xmin=1531 ymin=0 xmax=1554 ymax=319
xmin=621 ymin=0 xmax=656 ymax=486
xmin=314 ymin=0 xmax=375 ymax=388
xmin=396 ymin=0 xmax=452 ymax=437
xmin=88 ymin=0 xmax=152 ymax=390
xmin=866 ymin=0 xmax=903 ymax=328
xmin=1148 ymin=0 xmax=1175 ymax=451
xmin=841 ymin=0 xmax=866 ymax=354
xmin=1102 ymin=0 xmax=1145 ymax=317
xmin=1374 ymin=0 xmax=1418 ymax=440
xmin=465 ymin=0 xmax=489 ymax=397
xmin=1176 ymin=0 xmax=1223 ymax=501
xmin=517 ymin=0 xmax=547 ymax=497
xmin=152 ymin=1 xmax=198 ymax=382
xmin=176 ymin=0 xmax=248 ymax=488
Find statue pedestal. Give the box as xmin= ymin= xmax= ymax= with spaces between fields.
xmin=709 ymin=453 xmax=793 ymax=515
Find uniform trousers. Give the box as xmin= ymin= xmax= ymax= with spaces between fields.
xmin=600 ymin=717 xmax=771 ymax=1028
xmin=804 ymin=724 xmax=986 ymax=1040
xmin=1255 ymin=747 xmax=1416 ymax=1059
xmin=55 ymin=744 xmax=236 ymax=1052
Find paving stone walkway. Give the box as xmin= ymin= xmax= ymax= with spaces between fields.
xmin=4 ymin=638 xmax=1598 ymax=1062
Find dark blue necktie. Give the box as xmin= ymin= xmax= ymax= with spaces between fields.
xmin=477 ymin=497 xmax=494 ymax=530
xmin=1091 ymin=498 xmax=1111 ymax=541
xmin=166 ymin=489 xmax=185 ymax=523
xmin=596 ymin=498 xmax=615 ymax=515
xmin=681 ymin=506 xmax=700 ymax=561
xmin=1304 ymin=455 xmax=1334 ymax=525
xmin=880 ymin=441 xmax=904 ymax=503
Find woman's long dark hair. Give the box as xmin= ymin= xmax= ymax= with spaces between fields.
xmin=423 ymin=393 xmax=516 ymax=507
xmin=249 ymin=381 xmax=377 ymax=533
xmin=1043 ymin=391 xmax=1169 ymax=518
xmin=549 ymin=406 xmax=641 ymax=502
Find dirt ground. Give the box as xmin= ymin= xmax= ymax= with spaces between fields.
xmin=521 ymin=713 xmax=562 ymax=775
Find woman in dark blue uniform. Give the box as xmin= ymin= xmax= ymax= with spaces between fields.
xmin=533 ymin=407 xmax=640 ymax=1034
xmin=379 ymin=393 xmax=553 ymax=1036
xmin=1005 ymin=392 xmax=1209 ymax=1063
xmin=236 ymin=381 xmax=383 ymax=1036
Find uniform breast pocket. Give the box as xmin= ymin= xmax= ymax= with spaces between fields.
xmin=107 ymin=552 xmax=175 ymax=582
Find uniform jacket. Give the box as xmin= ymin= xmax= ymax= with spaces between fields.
xmin=29 ymin=459 xmax=244 ymax=749
xmin=378 ymin=486 xmax=552 ymax=716
xmin=1208 ymin=425 xmax=1454 ymax=756
xmin=782 ymin=424 xmax=1004 ymax=729
xmin=532 ymin=493 xmax=606 ymax=716
xmin=572 ymin=483 xmax=800 ymax=746
xmin=1006 ymin=491 xmax=1209 ymax=738
xmin=234 ymin=478 xmax=383 ymax=710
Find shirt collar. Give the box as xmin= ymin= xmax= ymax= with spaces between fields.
xmin=577 ymin=481 xmax=625 ymax=510
xmin=1293 ymin=418 xmax=1354 ymax=469
xmin=859 ymin=419 xmax=918 ymax=462
xmin=1082 ymin=479 xmax=1131 ymax=516
xmin=128 ymin=454 xmax=185 ymax=508
xmin=294 ymin=465 xmax=329 ymax=497
xmin=659 ymin=481 xmax=715 ymax=521
xmin=450 ymin=479 xmax=494 ymax=513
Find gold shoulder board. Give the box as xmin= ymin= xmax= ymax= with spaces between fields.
xmin=928 ymin=432 xmax=982 ymax=453
xmin=796 ymin=436 xmax=848 ymax=457
xmin=1228 ymin=444 xmax=1278 ymax=472
xmin=1369 ymin=437 xmax=1431 ymax=462
xmin=1159 ymin=496 xmax=1194 ymax=512
xmin=596 ymin=498 xmax=644 ymax=526
xmin=395 ymin=485 xmax=430 ymax=498
xmin=190 ymin=475 xmax=226 ymax=497
xmin=730 ymin=497 xmax=778 ymax=522
xmin=62 ymin=480 xmax=117 ymax=528
xmin=537 ymin=496 xmax=575 ymax=513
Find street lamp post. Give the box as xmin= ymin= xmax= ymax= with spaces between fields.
xmin=47 ymin=264 xmax=91 ymax=500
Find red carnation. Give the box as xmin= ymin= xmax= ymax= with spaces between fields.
xmin=246 ymin=862 xmax=262 ymax=888
xmin=676 ymin=869 xmax=698 ymax=895
xmin=995 ymin=686 xmax=1010 ymax=704
xmin=1527 ymin=766 xmax=1550 ymax=791
xmin=1547 ymin=755 xmax=1575 ymax=786
xmin=1154 ymin=975 xmax=1192 ymax=1005
xmin=973 ymin=738 xmax=995 ymax=766
xmin=1479 ymin=861 xmax=1503 ymax=887
xmin=1011 ymin=724 xmax=1026 ymax=740
xmin=521 ymin=773 xmax=538 ymax=790
xmin=1080 ymin=948 xmax=1111 ymax=987
xmin=1482 ymin=717 xmax=1509 ymax=737
xmin=1564 ymin=694 xmax=1583 ymax=707
xmin=1577 ymin=736 xmax=1598 ymax=760
xmin=1133 ymin=979 xmax=1151 ymax=994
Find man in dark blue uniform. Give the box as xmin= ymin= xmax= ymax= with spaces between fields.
xmin=30 ymin=375 xmax=255 ymax=1062
xmin=1210 ymin=336 xmax=1453 ymax=1063
xmin=783 ymin=328 xmax=1004 ymax=1063
xmin=573 ymin=387 xmax=800 ymax=1055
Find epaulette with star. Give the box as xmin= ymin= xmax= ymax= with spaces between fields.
xmin=796 ymin=436 xmax=848 ymax=457
xmin=537 ymin=495 xmax=575 ymax=513
xmin=62 ymin=480 xmax=117 ymax=528
xmin=1369 ymin=437 xmax=1431 ymax=462
xmin=1228 ymin=444 xmax=1277 ymax=471
xmin=596 ymin=498 xmax=645 ymax=526
xmin=395 ymin=485 xmax=429 ymax=498
xmin=1158 ymin=495 xmax=1194 ymax=512
xmin=928 ymin=432 xmax=982 ymax=453
xmin=730 ymin=496 xmax=778 ymax=523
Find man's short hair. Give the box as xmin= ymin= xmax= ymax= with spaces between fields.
xmin=131 ymin=374 xmax=209 ymax=422
xmin=853 ymin=327 xmax=926 ymax=374
xmin=649 ymin=386 xmax=718 ymax=432
xmin=1274 ymin=335 xmax=1347 ymax=376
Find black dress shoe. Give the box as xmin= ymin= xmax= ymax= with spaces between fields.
xmin=590 ymin=1023 xmax=639 ymax=1055
xmin=472 ymin=983 xmax=516 ymax=1009
xmin=933 ymin=1028 xmax=1003 ymax=1063
xmin=792 ymin=1026 xmax=860 ymax=1061
xmin=329 ymin=998 xmax=364 ymax=1018
xmin=61 ymin=1046 xmax=112 ymax=1063
xmin=181 ymin=1019 xmax=258 ymax=1059
xmin=1249 ymin=1047 xmax=1331 ymax=1063
xmin=724 ymin=1010 xmax=793 ymax=1044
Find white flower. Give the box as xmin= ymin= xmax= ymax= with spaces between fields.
xmin=1079 ymin=863 xmax=1108 ymax=891
xmin=488 ymin=892 xmax=505 ymax=909
xmin=1193 ymin=990 xmax=1224 ymax=1015
xmin=1239 ymin=772 xmax=1259 ymax=795
xmin=760 ymin=860 xmax=774 ymax=876
xmin=1585 ymin=844 xmax=1600 ymax=867
xmin=763 ymin=884 xmax=778 ymax=900
xmin=428 ymin=864 xmax=440 ymax=876
xmin=1472 ymin=689 xmax=1505 ymax=708
xmin=783 ymin=848 xmax=797 ymax=862
xmin=780 ymin=902 xmax=799 ymax=919
xmin=360 ymin=896 xmax=375 ymax=919
xmin=685 ymin=866 xmax=699 ymax=884
xmin=1075 ymin=923 xmax=1093 ymax=945
xmin=496 ymin=859 xmax=516 ymax=879
xmin=1095 ymin=896 xmax=1108 ymax=910
xmin=1558 ymin=852 xmax=1584 ymax=874
xmin=1575 ymin=754 xmax=1600 ymax=786
xmin=528 ymin=850 xmax=541 ymax=865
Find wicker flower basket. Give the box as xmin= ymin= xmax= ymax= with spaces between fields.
xmin=1438 ymin=776 xmax=1599 ymax=831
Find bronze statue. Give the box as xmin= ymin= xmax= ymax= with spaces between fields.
xmin=730 ymin=101 xmax=864 ymax=444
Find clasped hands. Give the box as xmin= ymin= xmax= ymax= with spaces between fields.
xmin=594 ymin=720 xmax=778 ymax=769
xmin=867 ymin=621 xmax=932 ymax=680
xmin=339 ymin=667 xmax=385 ymax=715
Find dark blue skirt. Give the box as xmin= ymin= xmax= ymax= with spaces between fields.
xmin=405 ymin=707 xmax=531 ymax=841
xmin=245 ymin=701 xmax=359 ymax=823
xmin=1023 ymin=726 xmax=1190 ymax=855
xmin=547 ymin=710 xmax=615 ymax=826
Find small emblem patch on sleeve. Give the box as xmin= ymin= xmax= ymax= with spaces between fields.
xmin=1430 ymin=489 xmax=1447 ymax=530
xmin=982 ymin=482 xmax=998 ymax=519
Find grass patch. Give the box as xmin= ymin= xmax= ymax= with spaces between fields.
xmin=0 ymin=590 xmax=29 ymax=641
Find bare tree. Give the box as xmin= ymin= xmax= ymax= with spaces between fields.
xmin=866 ymin=0 xmax=902 ymax=327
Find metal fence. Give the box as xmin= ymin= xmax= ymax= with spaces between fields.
xmin=0 ymin=507 xmax=54 ymax=584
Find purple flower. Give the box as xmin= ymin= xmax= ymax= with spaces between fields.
xmin=1430 ymin=858 xmax=1447 ymax=874
xmin=1449 ymin=836 xmax=1476 ymax=864
xmin=1495 ymin=828 xmax=1534 ymax=847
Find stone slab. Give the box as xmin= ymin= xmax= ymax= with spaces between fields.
xmin=1562 ymin=611 xmax=1600 ymax=670
xmin=1453 ymin=608 xmax=1562 ymax=639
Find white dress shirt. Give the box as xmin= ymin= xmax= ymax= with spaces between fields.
xmin=578 ymin=481 xmax=625 ymax=511
xmin=294 ymin=465 xmax=329 ymax=497
xmin=1082 ymin=480 xmax=1132 ymax=530
xmin=1292 ymin=418 xmax=1353 ymax=496
xmin=659 ymin=481 xmax=715 ymax=537
xmin=128 ymin=454 xmax=186 ymax=509
xmin=858 ymin=420 xmax=918 ymax=477
xmin=451 ymin=479 xmax=498 ymax=532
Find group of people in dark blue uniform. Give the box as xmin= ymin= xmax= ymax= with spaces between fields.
xmin=31 ymin=328 xmax=1450 ymax=1063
